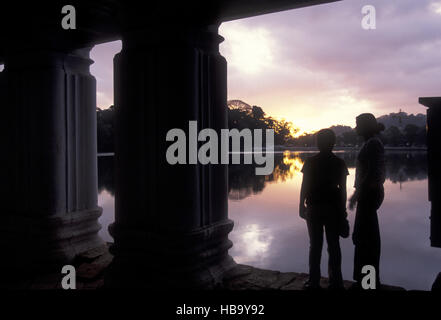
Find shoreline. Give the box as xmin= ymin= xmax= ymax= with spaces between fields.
xmin=274 ymin=146 xmax=427 ymax=152
xmin=98 ymin=147 xmax=427 ymax=157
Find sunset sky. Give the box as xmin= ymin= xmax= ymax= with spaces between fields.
xmin=90 ymin=0 xmax=441 ymax=135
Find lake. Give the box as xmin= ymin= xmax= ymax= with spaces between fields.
xmin=97 ymin=151 xmax=441 ymax=290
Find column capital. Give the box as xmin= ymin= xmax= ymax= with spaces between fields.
xmin=419 ymin=97 xmax=441 ymax=108
xmin=120 ymin=24 xmax=224 ymax=53
xmin=4 ymin=47 xmax=94 ymax=74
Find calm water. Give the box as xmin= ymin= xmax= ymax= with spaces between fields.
xmin=97 ymin=151 xmax=441 ymax=290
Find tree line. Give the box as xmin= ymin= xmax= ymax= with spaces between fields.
xmin=293 ymin=123 xmax=426 ymax=148
xmin=97 ymin=103 xmax=427 ymax=153
xmin=97 ymin=103 xmax=299 ymax=153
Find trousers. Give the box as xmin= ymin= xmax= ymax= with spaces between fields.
xmin=352 ymin=186 xmax=384 ymax=286
xmin=306 ymin=204 xmax=343 ymax=287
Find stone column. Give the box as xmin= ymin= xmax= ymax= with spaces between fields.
xmin=0 ymin=47 xmax=103 ymax=273
xmin=419 ymin=97 xmax=441 ymax=248
xmin=107 ymin=24 xmax=235 ymax=288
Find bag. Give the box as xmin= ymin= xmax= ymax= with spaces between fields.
xmin=339 ymin=211 xmax=350 ymax=238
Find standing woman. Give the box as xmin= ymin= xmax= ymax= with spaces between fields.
xmin=349 ymin=113 xmax=386 ymax=289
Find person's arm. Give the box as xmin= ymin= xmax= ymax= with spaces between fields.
xmin=349 ymin=189 xmax=359 ymax=211
xmin=349 ymin=161 xmax=359 ymax=211
xmin=299 ymin=161 xmax=310 ymax=220
xmin=299 ymin=177 xmax=307 ymax=219
xmin=339 ymin=173 xmax=347 ymax=214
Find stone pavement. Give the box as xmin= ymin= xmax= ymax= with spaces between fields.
xmin=1 ymin=244 xmax=405 ymax=290
xmin=222 ymin=264 xmax=404 ymax=290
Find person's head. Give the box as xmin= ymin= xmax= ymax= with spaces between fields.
xmin=355 ymin=113 xmax=385 ymax=138
xmin=316 ymin=129 xmax=336 ymax=153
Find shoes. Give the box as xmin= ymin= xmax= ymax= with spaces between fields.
xmin=303 ymin=280 xmax=322 ymax=290
xmin=348 ymin=282 xmax=362 ymax=291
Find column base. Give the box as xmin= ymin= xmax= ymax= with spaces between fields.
xmin=0 ymin=208 xmax=104 ymax=274
xmin=105 ymin=219 xmax=237 ymax=289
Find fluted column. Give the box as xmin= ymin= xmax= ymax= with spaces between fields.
xmin=419 ymin=97 xmax=441 ymax=248
xmin=106 ymin=24 xmax=235 ymax=288
xmin=0 ymin=47 xmax=103 ymax=273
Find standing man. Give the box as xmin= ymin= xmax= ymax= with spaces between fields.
xmin=349 ymin=113 xmax=386 ymax=289
xmin=300 ymin=129 xmax=349 ymax=290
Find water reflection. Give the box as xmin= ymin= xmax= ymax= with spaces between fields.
xmin=98 ymin=151 xmax=440 ymax=290
xmin=97 ymin=155 xmax=114 ymax=242
xmin=228 ymin=151 xmax=428 ymax=200
xmin=233 ymin=224 xmax=274 ymax=265
xmin=98 ymin=155 xmax=114 ymax=196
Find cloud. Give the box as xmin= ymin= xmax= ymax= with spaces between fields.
xmin=220 ymin=22 xmax=276 ymax=75
xmin=430 ymin=1 xmax=441 ymax=14
xmin=220 ymin=0 xmax=441 ymax=132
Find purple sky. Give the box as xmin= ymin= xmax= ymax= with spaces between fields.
xmin=90 ymin=0 xmax=441 ymax=133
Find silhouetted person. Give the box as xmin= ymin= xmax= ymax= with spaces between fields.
xmin=300 ymin=129 xmax=349 ymax=290
xmin=349 ymin=113 xmax=386 ymax=289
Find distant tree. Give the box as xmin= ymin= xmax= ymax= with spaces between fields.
xmin=228 ymin=102 xmax=298 ymax=146
xmin=329 ymin=125 xmax=353 ymax=137
xmin=97 ymin=105 xmax=115 ymax=153
xmin=251 ymin=105 xmax=265 ymax=120
xmin=377 ymin=111 xmax=426 ymax=130
xmin=294 ymin=133 xmax=315 ymax=147
xmin=415 ymin=126 xmax=427 ymax=146
xmin=385 ymin=125 xmax=404 ymax=146
xmin=273 ymin=119 xmax=298 ymax=145
xmin=404 ymin=124 xmax=419 ymax=146
xmin=340 ymin=130 xmax=358 ymax=146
